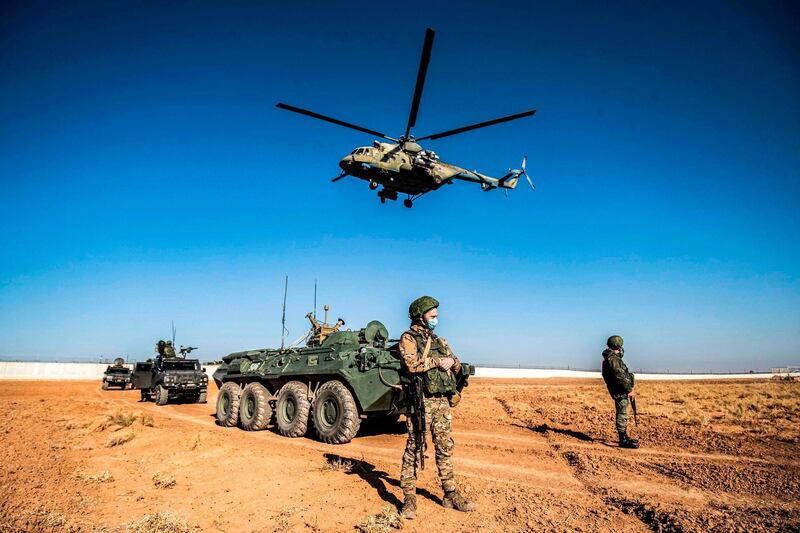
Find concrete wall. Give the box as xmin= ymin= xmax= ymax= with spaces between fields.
xmin=474 ymin=367 xmax=775 ymax=380
xmin=0 ymin=361 xmax=775 ymax=381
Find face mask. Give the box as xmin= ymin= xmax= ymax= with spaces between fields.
xmin=426 ymin=318 xmax=438 ymax=330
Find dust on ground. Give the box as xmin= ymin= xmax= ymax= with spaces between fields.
xmin=0 ymin=378 xmax=797 ymax=532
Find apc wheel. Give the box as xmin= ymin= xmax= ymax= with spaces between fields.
xmin=197 ymin=390 xmax=207 ymax=404
xmin=311 ymin=380 xmax=361 ymax=444
xmin=155 ymin=384 xmax=169 ymax=405
xmin=216 ymin=382 xmax=242 ymax=427
xmin=275 ymin=381 xmax=310 ymax=438
xmin=239 ymin=383 xmax=271 ymax=431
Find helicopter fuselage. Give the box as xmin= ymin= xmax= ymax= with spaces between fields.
xmin=338 ymin=141 xmax=501 ymax=199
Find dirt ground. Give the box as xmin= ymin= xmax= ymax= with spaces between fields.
xmin=0 ymin=378 xmax=798 ymax=532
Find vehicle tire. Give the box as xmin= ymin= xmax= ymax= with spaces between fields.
xmin=140 ymin=388 xmax=149 ymax=402
xmin=197 ymin=390 xmax=207 ymax=404
xmin=155 ymin=384 xmax=169 ymax=406
xmin=311 ymin=380 xmax=361 ymax=444
xmin=101 ymin=381 xmax=108 ymax=390
xmin=275 ymin=381 xmax=311 ymax=438
xmin=216 ymin=382 xmax=242 ymax=427
xmin=239 ymin=383 xmax=271 ymax=431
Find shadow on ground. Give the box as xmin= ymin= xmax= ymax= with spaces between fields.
xmin=324 ymin=453 xmax=441 ymax=507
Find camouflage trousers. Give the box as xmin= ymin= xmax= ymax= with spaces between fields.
xmin=613 ymin=395 xmax=629 ymax=434
xmin=400 ymin=396 xmax=455 ymax=495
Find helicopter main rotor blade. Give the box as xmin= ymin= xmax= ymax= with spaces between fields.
xmin=416 ymin=109 xmax=537 ymax=141
xmin=404 ymin=28 xmax=435 ymax=139
xmin=276 ymin=103 xmax=397 ymax=141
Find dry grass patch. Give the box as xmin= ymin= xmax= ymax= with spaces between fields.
xmin=126 ymin=511 xmax=190 ymax=533
xmin=321 ymin=456 xmax=355 ymax=472
xmin=108 ymin=409 xmax=138 ymax=427
xmin=152 ymin=471 xmax=176 ymax=489
xmin=357 ymin=505 xmax=402 ymax=532
xmin=75 ymin=470 xmax=114 ymax=483
xmin=106 ymin=431 xmax=135 ymax=447
xmin=273 ymin=506 xmax=307 ymax=532
xmin=140 ymin=413 xmax=155 ymax=427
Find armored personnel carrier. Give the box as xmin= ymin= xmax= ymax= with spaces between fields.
xmin=133 ymin=344 xmax=208 ymax=405
xmin=213 ymin=307 xmax=475 ymax=444
xmin=101 ymin=358 xmax=132 ymax=390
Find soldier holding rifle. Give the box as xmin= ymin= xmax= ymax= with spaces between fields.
xmin=602 ymin=335 xmax=640 ymax=449
xmin=398 ymin=296 xmax=475 ymax=519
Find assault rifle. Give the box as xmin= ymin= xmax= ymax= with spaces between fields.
xmin=631 ymin=396 xmax=638 ymax=426
xmin=406 ymin=374 xmax=427 ymax=475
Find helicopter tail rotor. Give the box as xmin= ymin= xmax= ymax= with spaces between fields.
xmin=496 ymin=156 xmax=534 ymax=190
xmin=520 ymin=155 xmax=535 ymax=189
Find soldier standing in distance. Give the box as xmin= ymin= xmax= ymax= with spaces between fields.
xmin=601 ymin=335 xmax=639 ymax=449
xmin=398 ymin=296 xmax=475 ymax=519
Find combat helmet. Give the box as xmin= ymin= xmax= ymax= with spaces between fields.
xmin=607 ymin=335 xmax=624 ymax=349
xmin=409 ymin=295 xmax=439 ymax=321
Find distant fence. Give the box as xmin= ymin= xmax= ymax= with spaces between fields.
xmin=0 ymin=361 xmax=777 ymax=381
xmin=772 ymin=366 xmax=800 ymax=374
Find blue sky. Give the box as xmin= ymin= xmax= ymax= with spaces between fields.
xmin=1 ymin=1 xmax=798 ymax=371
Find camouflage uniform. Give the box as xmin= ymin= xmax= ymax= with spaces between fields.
xmin=601 ymin=338 xmax=638 ymax=448
xmin=399 ymin=324 xmax=462 ymax=495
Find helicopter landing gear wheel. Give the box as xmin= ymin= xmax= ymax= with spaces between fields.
xmin=369 ymin=180 xmax=378 ymax=190
xmin=403 ymin=199 xmax=413 ymax=208
xmin=380 ymin=196 xmax=386 ymax=204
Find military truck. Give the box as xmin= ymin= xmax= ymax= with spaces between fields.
xmin=213 ymin=308 xmax=475 ymax=444
xmin=101 ymin=358 xmax=133 ymax=390
xmin=133 ymin=346 xmax=208 ymax=405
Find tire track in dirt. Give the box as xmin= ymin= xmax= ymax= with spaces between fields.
xmin=496 ymin=395 xmax=696 ymax=532
xmin=109 ymin=389 xmax=585 ymax=493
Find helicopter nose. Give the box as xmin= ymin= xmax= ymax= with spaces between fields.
xmin=339 ymin=157 xmax=350 ymax=172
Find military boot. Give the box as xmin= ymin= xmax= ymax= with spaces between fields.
xmin=442 ymin=490 xmax=476 ymax=512
xmin=400 ymin=494 xmax=417 ymax=519
xmin=618 ymin=432 xmax=639 ymax=449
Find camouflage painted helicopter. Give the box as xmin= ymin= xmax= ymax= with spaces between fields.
xmin=277 ymin=28 xmax=536 ymax=208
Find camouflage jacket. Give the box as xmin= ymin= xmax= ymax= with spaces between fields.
xmin=399 ymin=324 xmax=462 ymax=375
xmin=601 ymin=349 xmax=634 ymax=396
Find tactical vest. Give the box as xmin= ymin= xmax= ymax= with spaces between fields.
xmin=409 ymin=329 xmax=457 ymax=395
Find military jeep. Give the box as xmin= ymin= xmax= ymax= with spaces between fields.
xmin=133 ymin=356 xmax=208 ymax=405
xmin=101 ymin=358 xmax=132 ymax=390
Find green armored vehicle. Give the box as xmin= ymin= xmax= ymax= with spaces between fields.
xmin=133 ymin=343 xmax=208 ymax=405
xmin=213 ymin=307 xmax=475 ymax=444
xmin=102 ymin=358 xmax=132 ymax=390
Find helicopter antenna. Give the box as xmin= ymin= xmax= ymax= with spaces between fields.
xmin=313 ymin=279 xmax=317 ymax=319
xmin=281 ymin=276 xmax=289 ymax=349
xmin=171 ymin=320 xmax=176 ymax=345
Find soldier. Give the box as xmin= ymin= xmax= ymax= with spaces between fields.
xmin=163 ymin=340 xmax=176 ymax=358
xmin=601 ymin=335 xmax=639 ymax=449
xmin=398 ymin=296 xmax=475 ymax=519
xmin=155 ymin=340 xmax=166 ymax=358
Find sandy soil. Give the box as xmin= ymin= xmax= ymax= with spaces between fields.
xmin=0 ymin=378 xmax=798 ymax=532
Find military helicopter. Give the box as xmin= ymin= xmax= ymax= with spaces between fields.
xmin=277 ymin=28 xmax=536 ymax=208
